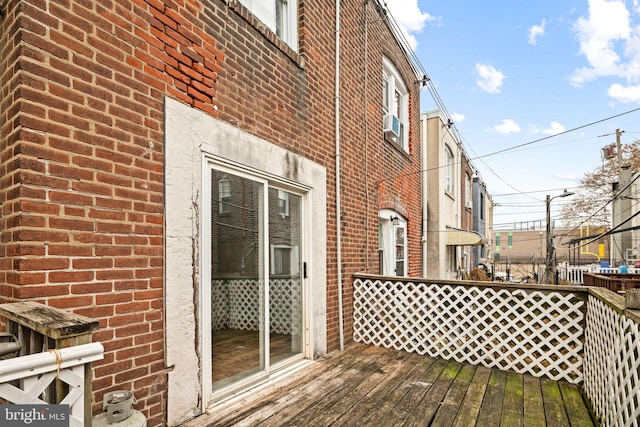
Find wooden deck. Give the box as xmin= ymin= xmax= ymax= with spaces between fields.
xmin=184 ymin=343 xmax=595 ymax=426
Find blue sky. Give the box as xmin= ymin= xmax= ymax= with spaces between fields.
xmin=387 ymin=0 xmax=640 ymax=229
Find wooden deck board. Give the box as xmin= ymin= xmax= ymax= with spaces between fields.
xmin=558 ymin=381 xmax=595 ymax=427
xmin=501 ymin=371 xmax=524 ymax=426
xmin=329 ymin=351 xmax=417 ymax=426
xmin=523 ymin=373 xmax=546 ymax=427
xmin=403 ymin=359 xmax=464 ymax=426
xmin=540 ymin=378 xmax=571 ymax=427
xmin=451 ymin=365 xmax=492 ymax=427
xmin=182 ymin=344 xmax=595 ymax=427
xmin=476 ymin=369 xmax=507 ymax=426
xmin=430 ymin=362 xmax=477 ymax=427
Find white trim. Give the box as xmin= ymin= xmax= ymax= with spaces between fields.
xmin=378 ymin=209 xmax=407 ymax=276
xmin=165 ymin=97 xmax=326 ymax=425
xmin=382 ymin=57 xmax=409 ymax=152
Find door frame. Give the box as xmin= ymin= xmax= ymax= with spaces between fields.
xmin=201 ymin=155 xmax=311 ymax=406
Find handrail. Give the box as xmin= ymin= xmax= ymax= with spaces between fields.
xmin=0 ymin=342 xmax=103 ymax=383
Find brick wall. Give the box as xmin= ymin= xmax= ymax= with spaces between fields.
xmin=0 ymin=0 xmax=421 ymax=424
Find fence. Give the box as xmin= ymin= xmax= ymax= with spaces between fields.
xmin=0 ymin=343 xmax=104 ymax=427
xmin=559 ymin=264 xmax=639 ymax=285
xmin=0 ymin=302 xmax=101 ymax=427
xmin=352 ymin=274 xmax=640 ymax=425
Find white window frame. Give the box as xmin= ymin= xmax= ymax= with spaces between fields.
xmin=445 ymin=145 xmax=455 ymax=195
xmin=382 ymin=57 xmax=409 ymax=152
xmin=239 ymin=0 xmax=298 ymax=50
xmin=270 ymin=244 xmax=300 ymax=275
xmin=465 ymin=173 xmax=472 ymax=208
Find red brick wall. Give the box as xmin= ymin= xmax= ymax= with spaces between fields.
xmin=0 ymin=0 xmax=421 ymax=423
xmin=337 ymin=2 xmax=422 ymax=341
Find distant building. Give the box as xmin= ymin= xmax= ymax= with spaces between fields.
xmin=421 ymin=110 xmax=482 ymax=279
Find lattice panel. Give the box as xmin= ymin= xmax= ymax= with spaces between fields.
xmin=584 ymin=296 xmax=640 ymax=426
xmin=270 ymin=278 xmax=303 ymax=335
xmin=353 ymin=278 xmax=585 ymax=383
xmin=211 ymin=278 xmax=302 ymax=335
xmin=0 ymin=361 xmax=87 ymax=427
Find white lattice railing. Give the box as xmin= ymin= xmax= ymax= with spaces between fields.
xmin=583 ymin=294 xmax=640 ymax=426
xmin=353 ymin=276 xmax=585 ymax=383
xmin=212 ymin=278 xmax=302 ymax=334
xmin=0 ymin=342 xmax=104 ymax=427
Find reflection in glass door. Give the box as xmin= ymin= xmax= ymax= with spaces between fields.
xmin=208 ymin=165 xmax=304 ymax=395
xmin=268 ymin=188 xmax=303 ymax=366
xmin=211 ymin=170 xmax=265 ymax=390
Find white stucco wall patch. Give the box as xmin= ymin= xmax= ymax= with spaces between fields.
xmin=164 ymin=97 xmax=327 ymax=425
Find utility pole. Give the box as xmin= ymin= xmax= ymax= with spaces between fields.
xmin=616 ymin=128 xmax=624 ymax=171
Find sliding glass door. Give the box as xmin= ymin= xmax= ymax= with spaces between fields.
xmin=206 ymin=161 xmax=305 ymax=398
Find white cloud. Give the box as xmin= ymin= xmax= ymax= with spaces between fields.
xmin=494 ymin=119 xmax=521 ymax=134
xmin=543 ymin=121 xmax=566 ymax=135
xmin=528 ymin=19 xmax=546 ymax=45
xmin=570 ymin=0 xmax=632 ymax=87
xmin=608 ymin=82 xmax=640 ymax=101
xmin=450 ymin=112 xmax=465 ymax=123
xmin=475 ymin=63 xmax=506 ymax=93
xmin=385 ymin=0 xmax=437 ymax=50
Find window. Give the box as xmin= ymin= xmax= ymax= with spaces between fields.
xmin=378 ymin=211 xmax=407 ymax=276
xmin=382 ymin=58 xmax=409 ymax=151
xmin=271 ymin=245 xmax=300 ymax=275
xmin=465 ymin=173 xmax=472 ymax=208
xmin=445 ymin=145 xmax=454 ymax=194
xmin=238 ymin=0 xmax=298 ymax=50
xmin=218 ymin=178 xmax=231 ymax=214
xmin=508 ymin=232 xmax=513 ymax=248
xmin=277 ymin=189 xmax=289 ymax=216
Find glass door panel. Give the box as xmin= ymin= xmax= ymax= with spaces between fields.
xmin=395 ymin=225 xmax=405 ymax=276
xmin=211 ymin=169 xmax=265 ymax=390
xmin=268 ymin=188 xmax=303 ymax=365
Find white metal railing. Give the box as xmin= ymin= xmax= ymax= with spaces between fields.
xmin=353 ymin=276 xmax=585 ymax=383
xmin=583 ymin=294 xmax=640 ymax=426
xmin=559 ymin=264 xmax=639 ymax=285
xmin=0 ymin=343 xmax=104 ymax=427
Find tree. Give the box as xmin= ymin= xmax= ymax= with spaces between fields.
xmin=560 ymin=139 xmax=640 ymax=227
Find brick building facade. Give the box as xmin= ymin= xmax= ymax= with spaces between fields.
xmin=0 ymin=1 xmax=422 ymax=425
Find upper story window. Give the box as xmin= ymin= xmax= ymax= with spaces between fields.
xmin=382 ymin=58 xmax=409 ymax=152
xmin=277 ymin=189 xmax=289 ymax=217
xmin=465 ymin=173 xmax=472 ymax=209
xmin=239 ymin=0 xmax=298 ymax=50
xmin=218 ymin=178 xmax=231 ymax=214
xmin=445 ymin=145 xmax=454 ymax=194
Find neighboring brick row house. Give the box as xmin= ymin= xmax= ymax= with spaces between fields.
xmin=0 ymin=0 xmax=424 ymax=425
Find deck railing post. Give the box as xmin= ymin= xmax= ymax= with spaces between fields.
xmin=0 ymin=302 xmax=99 ymax=427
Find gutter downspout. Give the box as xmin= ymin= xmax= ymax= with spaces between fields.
xmin=335 ymin=0 xmax=344 ymax=351
xmin=421 ymin=114 xmax=428 ymax=277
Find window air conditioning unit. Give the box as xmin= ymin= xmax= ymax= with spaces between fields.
xmin=384 ymin=114 xmax=401 ymax=138
xmin=466 ymin=200 xmax=473 ymax=209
